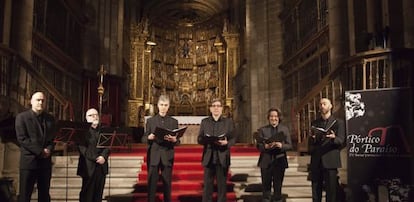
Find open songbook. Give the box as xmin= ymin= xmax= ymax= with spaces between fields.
xmin=254 ymin=131 xmax=285 ymax=144
xmin=154 ymin=126 xmax=187 ymax=140
xmin=311 ymin=119 xmax=337 ymax=135
xmin=204 ymin=133 xmax=226 ymax=143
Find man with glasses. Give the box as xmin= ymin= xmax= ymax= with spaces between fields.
xmin=77 ymin=108 xmax=109 ymax=202
xmin=198 ymin=98 xmax=235 ymax=202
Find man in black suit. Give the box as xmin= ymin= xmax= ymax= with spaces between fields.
xmin=309 ymin=98 xmax=345 ymax=202
xmin=142 ymin=95 xmax=179 ymax=202
xmin=197 ymin=98 xmax=235 ymax=202
xmin=256 ymin=108 xmax=292 ymax=202
xmin=15 ymin=91 xmax=56 ymax=202
xmin=77 ymin=108 xmax=109 ymax=202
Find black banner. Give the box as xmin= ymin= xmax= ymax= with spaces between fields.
xmin=345 ymin=88 xmax=413 ymax=202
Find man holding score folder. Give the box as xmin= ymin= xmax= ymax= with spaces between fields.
xmin=255 ymin=108 xmax=292 ymax=202
xmin=142 ymin=95 xmax=180 ymax=202
xmin=197 ymin=98 xmax=235 ymax=202
xmin=309 ymin=98 xmax=345 ymax=202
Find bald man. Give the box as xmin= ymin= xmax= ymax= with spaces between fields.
xmin=15 ymin=91 xmax=56 ymax=202
xmin=77 ymin=108 xmax=109 ymax=202
xmin=309 ymin=98 xmax=345 ymax=202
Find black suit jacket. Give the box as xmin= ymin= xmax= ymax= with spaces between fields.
xmin=15 ymin=109 xmax=56 ymax=169
xmin=142 ymin=114 xmax=179 ymax=167
xmin=309 ymin=116 xmax=345 ymax=171
xmin=197 ymin=116 xmax=235 ymax=167
xmin=77 ymin=127 xmax=109 ymax=178
xmin=256 ymin=124 xmax=292 ymax=168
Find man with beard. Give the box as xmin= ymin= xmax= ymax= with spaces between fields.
xmin=309 ymin=98 xmax=345 ymax=202
xmin=77 ymin=108 xmax=109 ymax=202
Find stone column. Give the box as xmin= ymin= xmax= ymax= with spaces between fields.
xmin=366 ymin=0 xmax=377 ymax=35
xmin=328 ymin=0 xmax=349 ymax=185
xmin=328 ymin=0 xmax=349 ymax=70
xmin=10 ymin=0 xmax=34 ymax=62
xmin=403 ymin=0 xmax=414 ymax=48
xmin=1 ymin=0 xmax=12 ymax=45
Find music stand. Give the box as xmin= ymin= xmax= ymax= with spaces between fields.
xmin=53 ymin=120 xmax=90 ymax=201
xmin=96 ymin=127 xmax=116 ymax=199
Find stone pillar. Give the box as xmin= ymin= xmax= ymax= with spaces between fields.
xmin=347 ymin=0 xmax=356 ymax=54
xmin=1 ymin=0 xmax=12 ymax=45
xmin=366 ymin=0 xmax=381 ymax=49
xmin=403 ymin=0 xmax=414 ymax=48
xmin=114 ymin=0 xmax=124 ymax=76
xmin=328 ymin=0 xmax=349 ymax=70
xmin=328 ymin=0 xmax=349 ymax=185
xmin=10 ymin=0 xmax=34 ymax=62
xmin=366 ymin=0 xmax=377 ymax=35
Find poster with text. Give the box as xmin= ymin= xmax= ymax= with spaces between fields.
xmin=346 ymin=88 xmax=413 ymax=202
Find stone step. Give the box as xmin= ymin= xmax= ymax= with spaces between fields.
xmin=34 ymin=155 xmax=143 ymax=201
xmin=52 ymin=156 xmax=144 ymax=168
xmin=44 ymin=152 xmax=311 ymax=201
xmin=240 ymin=186 xmax=312 ymax=198
xmin=50 ymin=177 xmax=137 ymax=188
xmin=243 ymin=175 xmax=310 ymax=186
xmin=52 ymin=167 xmax=140 ymax=177
xmin=231 ymin=154 xmax=312 ymax=201
xmin=31 ymin=187 xmax=133 ymax=200
xmin=231 ymin=167 xmax=307 ymax=177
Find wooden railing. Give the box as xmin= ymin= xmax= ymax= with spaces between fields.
xmin=0 ymin=45 xmax=73 ymax=120
xmin=295 ymin=48 xmax=414 ymax=153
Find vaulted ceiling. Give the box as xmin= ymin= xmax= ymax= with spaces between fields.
xmin=141 ymin=0 xmax=230 ymax=28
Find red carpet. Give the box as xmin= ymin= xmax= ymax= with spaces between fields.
xmin=134 ymin=145 xmax=240 ymax=202
xmin=109 ymin=144 xmax=259 ymax=202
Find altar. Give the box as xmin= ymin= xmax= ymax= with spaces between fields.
xmin=145 ymin=116 xmax=207 ymax=144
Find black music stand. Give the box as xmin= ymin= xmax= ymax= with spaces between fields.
xmin=96 ymin=127 xmax=118 ymax=199
xmin=53 ymin=120 xmax=90 ymax=201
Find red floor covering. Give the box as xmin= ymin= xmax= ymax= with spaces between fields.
xmin=109 ymin=144 xmax=258 ymax=202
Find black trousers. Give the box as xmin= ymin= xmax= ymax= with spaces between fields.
xmin=311 ymin=168 xmax=338 ymax=202
xmin=18 ymin=168 xmax=51 ymax=202
xmin=148 ymin=163 xmax=172 ymax=202
xmin=202 ymin=164 xmax=228 ymax=202
xmin=260 ymin=165 xmax=285 ymax=202
xmin=79 ymin=168 xmax=106 ymax=202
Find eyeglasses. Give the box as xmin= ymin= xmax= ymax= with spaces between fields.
xmin=87 ymin=114 xmax=98 ymax=117
xmin=210 ymin=104 xmax=222 ymax=108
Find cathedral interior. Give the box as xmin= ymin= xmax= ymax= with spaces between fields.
xmin=0 ymin=0 xmax=413 ymax=200
xmin=1 ymin=0 xmax=413 ymax=150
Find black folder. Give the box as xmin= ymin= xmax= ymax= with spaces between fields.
xmin=204 ymin=133 xmax=226 ymax=144
xmin=154 ymin=126 xmax=187 ymax=140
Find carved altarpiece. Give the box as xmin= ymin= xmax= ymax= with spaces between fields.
xmin=127 ymin=19 xmax=239 ymax=128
